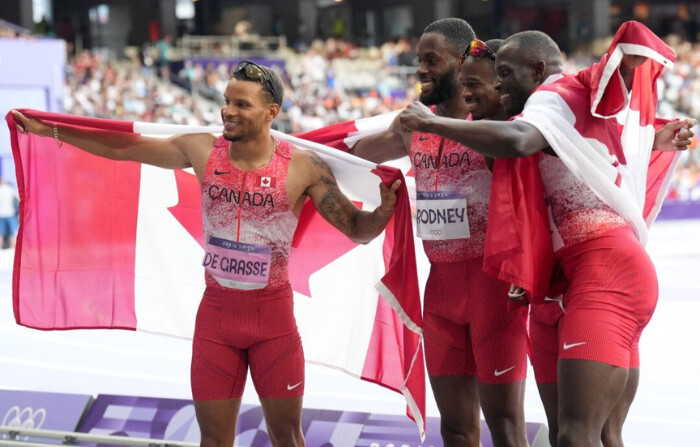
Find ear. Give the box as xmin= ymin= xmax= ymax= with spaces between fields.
xmin=267 ymin=102 xmax=281 ymax=121
xmin=531 ymin=60 xmax=547 ymax=83
xmin=458 ymin=51 xmax=467 ymax=66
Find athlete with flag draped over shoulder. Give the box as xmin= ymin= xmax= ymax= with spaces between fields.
xmin=351 ymin=18 xmax=530 ymax=447
xmin=12 ymin=60 xmax=401 ymax=447
xmin=398 ymin=22 xmax=695 ymax=447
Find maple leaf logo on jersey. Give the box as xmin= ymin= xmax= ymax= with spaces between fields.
xmin=258 ymin=176 xmax=276 ymax=188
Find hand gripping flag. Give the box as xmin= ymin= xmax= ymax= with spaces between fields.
xmin=5 ymin=109 xmax=426 ymax=439
xmin=484 ymin=21 xmax=680 ymax=302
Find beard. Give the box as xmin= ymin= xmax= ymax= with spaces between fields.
xmin=419 ymin=72 xmax=458 ymax=106
xmin=223 ymin=132 xmax=243 ymax=142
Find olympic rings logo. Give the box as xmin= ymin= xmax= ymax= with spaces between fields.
xmin=2 ymin=406 xmax=46 ymax=441
xmin=429 ymin=229 xmax=442 ymax=236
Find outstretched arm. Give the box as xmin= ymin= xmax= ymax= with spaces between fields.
xmin=294 ymin=150 xmax=401 ymax=244
xmin=349 ymin=114 xmax=411 ymax=163
xmin=398 ymin=102 xmax=549 ymax=158
xmin=12 ymin=110 xmax=210 ymax=170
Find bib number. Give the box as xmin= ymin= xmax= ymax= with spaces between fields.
xmin=416 ymin=191 xmax=469 ymax=240
xmin=203 ymin=236 xmax=271 ymax=290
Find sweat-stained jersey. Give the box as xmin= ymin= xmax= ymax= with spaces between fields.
xmin=202 ymin=136 xmax=297 ymax=290
xmin=409 ymin=131 xmax=491 ymax=263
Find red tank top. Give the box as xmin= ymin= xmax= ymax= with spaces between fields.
xmin=536 ymin=152 xmax=629 ymax=251
xmin=409 ymin=130 xmax=492 ymax=263
xmin=201 ymin=136 xmax=298 ymax=290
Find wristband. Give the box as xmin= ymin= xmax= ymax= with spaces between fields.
xmin=53 ymin=123 xmax=63 ymax=148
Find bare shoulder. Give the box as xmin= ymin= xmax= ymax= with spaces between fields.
xmin=290 ymin=146 xmax=327 ymax=170
xmin=173 ymin=133 xmax=219 ymax=175
xmin=176 ymin=133 xmax=219 ymax=161
xmin=173 ymin=133 xmax=219 ymax=152
xmin=288 ymin=147 xmax=334 ymax=190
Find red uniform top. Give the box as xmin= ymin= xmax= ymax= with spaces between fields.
xmin=536 ymin=152 xmax=629 ymax=252
xmin=409 ymin=131 xmax=491 ymax=263
xmin=201 ymin=136 xmax=298 ymax=290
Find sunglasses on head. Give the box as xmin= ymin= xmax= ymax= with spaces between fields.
xmin=234 ymin=60 xmax=276 ymax=99
xmin=465 ymin=39 xmax=496 ymax=59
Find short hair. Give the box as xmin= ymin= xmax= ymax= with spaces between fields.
xmin=484 ymin=38 xmax=504 ymax=55
xmin=423 ymin=18 xmax=476 ymax=56
xmin=502 ymin=31 xmax=561 ymax=65
xmin=233 ymin=63 xmax=284 ymax=107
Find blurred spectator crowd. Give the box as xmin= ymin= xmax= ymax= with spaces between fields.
xmin=657 ymin=36 xmax=700 ymax=201
xmin=58 ymin=36 xmax=423 ymax=135
xmin=1 ymin=20 xmax=698 ymax=201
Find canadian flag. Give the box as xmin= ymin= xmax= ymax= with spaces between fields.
xmin=295 ymin=110 xmax=401 ymax=151
xmin=484 ymin=21 xmax=681 ymax=301
xmin=5 ymin=109 xmax=426 ymax=439
xmin=258 ymin=175 xmax=275 ymax=188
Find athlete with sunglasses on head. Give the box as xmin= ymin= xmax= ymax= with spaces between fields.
xmin=398 ymin=24 xmax=696 ymax=447
xmin=13 ymin=60 xmax=401 ymax=447
xmin=351 ymin=19 xmax=530 ymax=447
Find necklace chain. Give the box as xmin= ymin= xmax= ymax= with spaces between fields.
xmin=229 ymin=137 xmax=275 ymax=170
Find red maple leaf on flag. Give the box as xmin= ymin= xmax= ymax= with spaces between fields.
xmin=6 ymin=109 xmax=426 ymax=438
xmin=289 ymin=200 xmax=360 ymax=297
xmin=167 ymin=170 xmax=204 ymax=248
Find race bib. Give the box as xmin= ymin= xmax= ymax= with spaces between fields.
xmin=203 ymin=236 xmax=271 ymax=290
xmin=416 ymin=190 xmax=470 ymax=240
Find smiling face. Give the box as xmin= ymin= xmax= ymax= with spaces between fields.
xmin=494 ymin=43 xmax=541 ymax=117
xmin=460 ymin=56 xmax=502 ymax=120
xmin=416 ymin=32 xmax=462 ymax=106
xmin=220 ymin=79 xmax=278 ymax=142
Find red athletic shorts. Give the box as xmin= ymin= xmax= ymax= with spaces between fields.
xmin=191 ymin=284 xmax=305 ymax=400
xmin=528 ymin=300 xmax=564 ymax=384
xmin=556 ymin=226 xmax=656 ymax=369
xmin=423 ymin=259 xmax=528 ymax=384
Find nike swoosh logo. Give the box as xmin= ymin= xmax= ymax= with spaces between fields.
xmin=563 ymin=342 xmax=587 ymax=350
xmin=543 ymin=296 xmax=559 ymax=302
xmin=286 ymin=381 xmax=303 ymax=391
xmin=494 ymin=366 xmax=516 ymax=377
xmin=418 ymin=136 xmax=430 ymax=141
xmin=214 ymin=170 xmax=231 ymax=175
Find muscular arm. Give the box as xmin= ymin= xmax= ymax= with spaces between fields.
xmin=292 ymin=150 xmax=400 ymax=244
xmin=349 ymin=114 xmax=411 ymax=163
xmin=12 ymin=110 xmax=211 ymax=170
xmin=399 ymin=102 xmax=549 ymax=158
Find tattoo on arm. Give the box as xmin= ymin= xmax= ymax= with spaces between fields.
xmin=309 ymin=155 xmax=355 ymax=233
xmin=319 ymin=185 xmax=354 ymax=234
xmin=307 ymin=153 xmax=388 ymax=242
